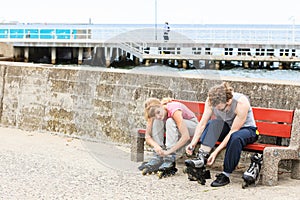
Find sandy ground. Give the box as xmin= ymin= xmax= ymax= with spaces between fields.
xmin=0 ymin=127 xmax=299 ymax=200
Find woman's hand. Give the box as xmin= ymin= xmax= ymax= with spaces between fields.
xmin=154 ymin=145 xmax=164 ymax=156
xmin=161 ymin=150 xmax=170 ymax=157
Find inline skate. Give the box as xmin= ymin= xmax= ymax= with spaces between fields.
xmin=140 ymin=155 xmax=164 ymax=175
xmin=242 ymin=153 xmax=263 ymax=188
xmin=184 ymin=149 xmax=211 ymax=185
xmin=157 ymin=156 xmax=178 ymax=179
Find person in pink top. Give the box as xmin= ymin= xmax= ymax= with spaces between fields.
xmin=139 ymin=97 xmax=198 ymax=178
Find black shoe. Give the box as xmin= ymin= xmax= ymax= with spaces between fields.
xmin=211 ymin=173 xmax=230 ymax=187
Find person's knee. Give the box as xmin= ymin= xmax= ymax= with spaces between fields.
xmin=209 ymin=119 xmax=226 ymax=127
xmin=153 ymin=119 xmax=164 ymax=127
xmin=228 ymin=133 xmax=243 ymax=147
xmin=206 ymin=120 xmax=227 ymax=133
xmin=166 ymin=118 xmax=176 ymax=129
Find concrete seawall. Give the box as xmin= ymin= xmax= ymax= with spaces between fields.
xmin=0 ymin=62 xmax=299 ymax=144
xmin=0 ymin=43 xmax=13 ymax=60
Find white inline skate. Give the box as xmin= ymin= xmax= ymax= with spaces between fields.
xmin=242 ymin=153 xmax=263 ymax=188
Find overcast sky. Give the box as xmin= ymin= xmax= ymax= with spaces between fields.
xmin=1 ymin=0 xmax=298 ymax=25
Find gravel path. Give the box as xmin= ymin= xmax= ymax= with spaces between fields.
xmin=0 ymin=127 xmax=299 ymax=200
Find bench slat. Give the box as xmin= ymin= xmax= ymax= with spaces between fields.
xmin=138 ymin=129 xmax=146 ymax=134
xmin=215 ymin=141 xmax=286 ymax=152
xmin=242 ymin=143 xmax=286 ymax=152
xmin=256 ymin=121 xmax=292 ymax=138
xmin=253 ymin=107 xmax=294 ymax=123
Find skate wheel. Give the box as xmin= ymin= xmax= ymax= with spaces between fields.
xmin=142 ymin=168 xmax=148 ymax=176
xmin=157 ymin=171 xmax=164 ymax=179
xmin=242 ymin=181 xmax=248 ymax=189
xmin=197 ymin=179 xmax=206 ymax=185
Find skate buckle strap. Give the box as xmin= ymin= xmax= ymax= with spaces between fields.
xmin=256 ymin=130 xmax=259 ymax=135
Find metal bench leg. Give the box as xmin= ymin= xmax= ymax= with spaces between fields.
xmin=131 ymin=132 xmax=145 ymax=162
xmin=291 ymin=158 xmax=300 ymax=179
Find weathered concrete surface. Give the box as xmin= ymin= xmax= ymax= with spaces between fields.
xmin=1 ymin=127 xmax=300 ymax=199
xmin=0 ymin=43 xmax=13 ymax=57
xmin=0 ymin=61 xmax=299 ymax=188
xmin=0 ymin=62 xmax=299 ymax=145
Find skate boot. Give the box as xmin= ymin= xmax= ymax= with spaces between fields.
xmin=184 ymin=149 xmax=211 ymax=185
xmin=157 ymin=156 xmax=178 ymax=179
xmin=242 ymin=153 xmax=263 ymax=189
xmin=141 ymin=155 xmax=164 ymax=175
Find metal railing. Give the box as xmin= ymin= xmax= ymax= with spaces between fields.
xmin=0 ymin=24 xmax=298 ymax=44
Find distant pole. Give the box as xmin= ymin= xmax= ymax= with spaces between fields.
xmin=292 ymin=17 xmax=295 ymax=43
xmin=289 ymin=16 xmax=295 ymax=43
xmin=155 ymin=0 xmax=157 ymax=40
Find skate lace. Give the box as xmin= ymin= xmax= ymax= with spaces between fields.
xmin=216 ymin=173 xmax=223 ymax=178
xmin=196 ymin=151 xmax=208 ymax=164
xmin=247 ymin=154 xmax=263 ymax=173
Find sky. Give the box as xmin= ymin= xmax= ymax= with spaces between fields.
xmin=0 ymin=0 xmax=299 ymax=25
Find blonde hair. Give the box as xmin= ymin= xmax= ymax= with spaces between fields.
xmin=161 ymin=97 xmax=173 ymax=105
xmin=208 ymin=82 xmax=233 ymax=107
xmin=144 ymin=97 xmax=173 ymax=120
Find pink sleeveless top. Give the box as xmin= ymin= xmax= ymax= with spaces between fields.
xmin=166 ymin=102 xmax=196 ymax=120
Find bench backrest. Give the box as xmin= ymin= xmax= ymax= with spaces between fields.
xmin=174 ymin=99 xmax=294 ymax=139
xmin=252 ymin=107 xmax=294 ymax=138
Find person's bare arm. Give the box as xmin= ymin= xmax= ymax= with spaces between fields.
xmin=186 ymin=98 xmax=213 ymax=155
xmin=163 ymin=110 xmax=189 ymax=155
xmin=145 ymin=118 xmax=163 ymax=155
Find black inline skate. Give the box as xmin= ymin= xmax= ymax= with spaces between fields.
xmin=140 ymin=155 xmax=164 ymax=175
xmin=157 ymin=156 xmax=178 ymax=179
xmin=242 ymin=153 xmax=263 ymax=189
xmin=184 ymin=149 xmax=211 ymax=185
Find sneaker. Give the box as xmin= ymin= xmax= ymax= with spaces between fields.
xmin=211 ymin=173 xmax=230 ymax=187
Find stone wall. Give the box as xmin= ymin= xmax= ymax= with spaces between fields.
xmin=0 ymin=42 xmax=14 ymax=57
xmin=0 ymin=62 xmax=299 ymax=144
xmin=0 ymin=43 xmax=13 ymax=57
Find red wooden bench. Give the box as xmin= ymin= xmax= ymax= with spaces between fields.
xmin=131 ymin=99 xmax=300 ymax=186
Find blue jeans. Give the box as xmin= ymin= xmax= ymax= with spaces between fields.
xmin=200 ymin=119 xmax=258 ymax=173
